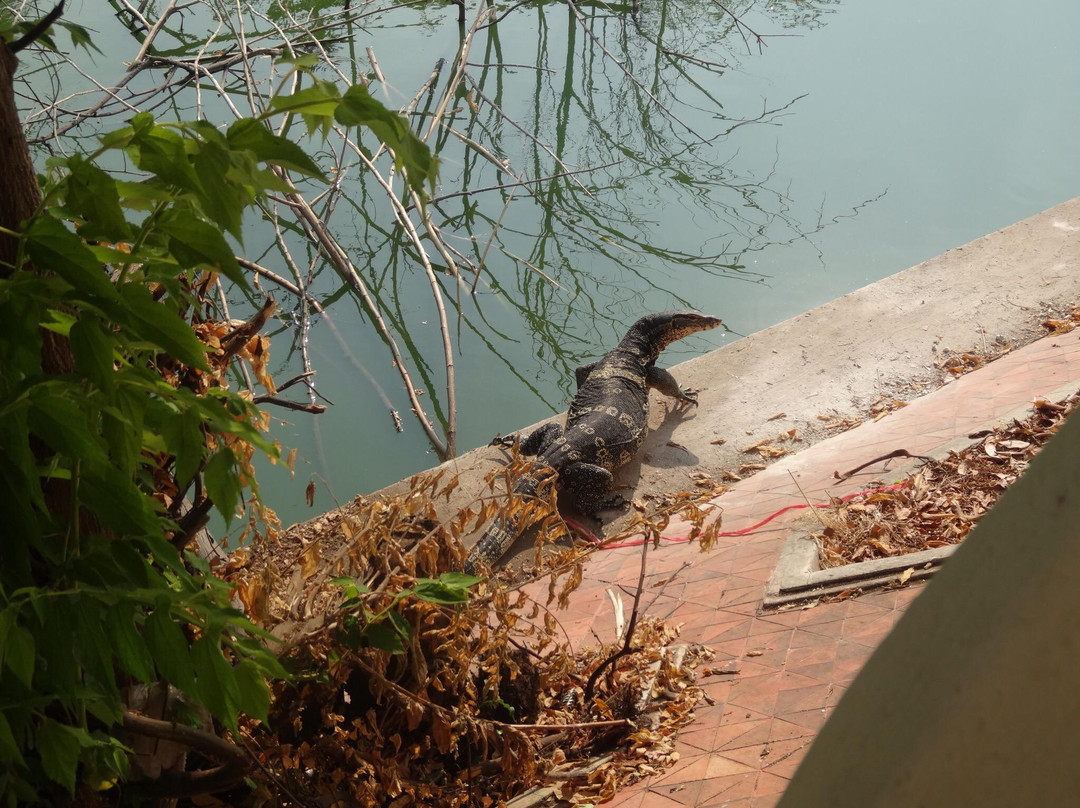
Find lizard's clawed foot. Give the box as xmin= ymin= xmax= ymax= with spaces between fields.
xmin=679 ymin=388 xmax=700 ymax=407
xmin=596 ymin=492 xmax=629 ymax=511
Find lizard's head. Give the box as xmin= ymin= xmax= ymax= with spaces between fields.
xmin=636 ymin=310 xmax=724 ymax=353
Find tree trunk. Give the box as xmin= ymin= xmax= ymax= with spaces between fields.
xmin=0 ymin=44 xmax=42 ymax=279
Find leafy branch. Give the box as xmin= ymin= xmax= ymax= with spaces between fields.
xmin=0 ymin=14 xmax=442 ymax=799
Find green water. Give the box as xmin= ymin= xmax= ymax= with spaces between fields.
xmin=18 ymin=0 xmax=1080 ymax=532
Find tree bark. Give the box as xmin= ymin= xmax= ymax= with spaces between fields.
xmin=0 ymin=44 xmax=42 ymax=278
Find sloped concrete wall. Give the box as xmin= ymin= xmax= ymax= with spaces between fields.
xmin=778 ymin=398 xmax=1080 ymax=806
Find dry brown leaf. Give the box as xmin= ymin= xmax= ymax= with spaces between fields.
xmin=740 ymin=438 xmax=773 ymax=453
xmin=756 ymin=445 xmax=789 ymax=458
xmin=299 ymin=540 xmax=321 ymax=579
xmin=431 ymin=713 xmax=453 ymax=755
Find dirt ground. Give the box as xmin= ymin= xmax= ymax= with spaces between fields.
xmin=291 ymin=196 xmax=1080 ymax=569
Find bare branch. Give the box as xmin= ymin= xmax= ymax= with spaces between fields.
xmin=130 ymin=0 xmax=178 ymax=67
xmin=237 ymin=257 xmax=324 ymax=313
xmin=281 ymin=175 xmax=450 ymax=459
xmin=252 ymin=395 xmax=327 ymax=414
xmin=122 ymin=710 xmax=248 ymax=798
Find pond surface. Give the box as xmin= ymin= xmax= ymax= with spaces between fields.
xmin=20 ymin=0 xmax=1080 ymax=533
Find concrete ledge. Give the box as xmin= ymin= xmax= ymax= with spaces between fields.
xmin=764 ymin=534 xmax=955 ymax=609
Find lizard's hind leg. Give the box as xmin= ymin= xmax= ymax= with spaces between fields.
xmin=558 ymin=462 xmax=615 ymax=514
xmin=520 ymin=422 xmax=564 ymax=456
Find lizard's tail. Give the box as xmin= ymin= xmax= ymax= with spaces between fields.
xmin=463 ymin=474 xmax=544 ymax=575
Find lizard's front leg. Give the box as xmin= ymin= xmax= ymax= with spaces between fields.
xmin=646 ymin=365 xmax=699 ymax=406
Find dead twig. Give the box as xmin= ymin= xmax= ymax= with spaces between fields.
xmin=834 ymin=448 xmax=935 ymax=484
xmin=121 ymin=710 xmax=248 ymax=798
xmin=584 ymin=534 xmax=649 ymax=701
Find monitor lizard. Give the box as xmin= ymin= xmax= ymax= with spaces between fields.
xmin=463 ymin=310 xmax=723 ymax=574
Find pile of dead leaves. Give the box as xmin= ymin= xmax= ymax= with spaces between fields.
xmin=217 ymin=450 xmax=723 ymax=807
xmin=933 ymin=335 xmax=1013 ymax=380
xmin=1040 ymin=305 xmax=1080 ymax=336
xmin=815 ymin=390 xmax=1079 ymax=567
xmin=727 ymin=428 xmax=803 ymax=478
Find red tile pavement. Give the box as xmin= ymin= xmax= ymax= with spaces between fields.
xmin=522 ymin=331 xmax=1080 ymax=807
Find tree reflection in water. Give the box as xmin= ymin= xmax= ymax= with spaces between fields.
xmin=17 ymin=0 xmax=859 ymax=512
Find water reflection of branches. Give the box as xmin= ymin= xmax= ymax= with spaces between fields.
xmin=15 ymin=0 xmax=868 ymax=482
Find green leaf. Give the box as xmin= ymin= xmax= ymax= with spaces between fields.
xmin=156 ymin=207 xmax=244 ymax=286
xmin=191 ymin=141 xmax=247 ymax=241
xmin=3 ymin=625 xmax=34 ymax=688
xmin=230 ymin=636 xmax=288 ymax=678
xmin=336 ymin=84 xmax=438 ymax=194
xmin=4 ymin=19 xmax=57 ymax=51
xmin=74 ymin=601 xmax=120 ymax=699
xmin=59 ymin=21 xmax=102 ymax=55
xmin=204 ymin=448 xmax=241 ymax=526
xmin=40 ymin=307 xmax=76 ymax=337
xmin=81 ymin=732 xmax=130 ymax=792
xmin=104 ymin=602 xmax=155 ymax=683
xmin=166 ymin=406 xmax=206 ymax=489
xmin=113 ymin=178 xmax=176 ymax=210
xmin=22 ymin=216 xmax=119 ymax=303
xmin=127 ymin=121 xmax=201 ymax=193
xmin=81 ymin=462 xmax=159 ymax=537
xmin=227 ymin=119 xmax=325 ymax=179
xmin=102 ymin=385 xmax=145 ymax=479
xmin=109 ymin=541 xmax=157 ymax=588
xmin=196 ymin=390 xmax=277 ymax=455
xmin=437 ymin=571 xmax=483 ymax=589
xmin=0 ymin=608 xmax=13 ymax=657
xmin=64 ymin=155 xmax=132 ymax=242
xmin=233 ymin=658 xmax=270 ymax=724
xmin=27 ymin=386 xmax=108 ymax=467
xmin=363 ymin=621 xmax=407 ymax=654
xmin=191 ymin=636 xmax=241 ymax=732
xmin=37 ymin=596 xmax=78 ymax=698
xmin=144 ymin=603 xmax=196 ymax=693
xmin=98 ymin=122 xmax=136 ymax=151
xmin=386 ymin=608 xmax=412 ymax=647
xmin=330 ymin=576 xmax=371 ymax=601
xmin=0 ymin=710 xmax=24 ymax=767
xmin=36 ymin=719 xmax=81 ymax=795
xmin=412 ymin=579 xmax=469 ymax=605
xmin=269 ymin=82 xmax=341 ymax=118
xmin=118 ymin=282 xmax=208 ymax=368
xmin=0 ymin=274 xmax=46 ymax=383
xmin=70 ymin=315 xmax=116 ymax=395
xmin=140 ymin=533 xmax=188 ymax=576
